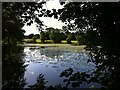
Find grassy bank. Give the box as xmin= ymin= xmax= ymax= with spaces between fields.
xmin=23 ymin=39 xmax=78 ymax=44
xmin=22 ymin=39 xmax=85 ymax=51
xmin=21 ymin=43 xmax=85 ymax=51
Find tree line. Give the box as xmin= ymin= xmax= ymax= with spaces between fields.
xmin=24 ymin=27 xmax=87 ymax=45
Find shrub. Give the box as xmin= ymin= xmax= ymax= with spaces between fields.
xmin=66 ymin=34 xmax=73 ymax=44
xmin=40 ymin=31 xmax=46 ymax=43
xmin=25 ymin=39 xmax=33 ymax=43
xmin=75 ymin=34 xmax=85 ymax=45
xmin=28 ymin=34 xmax=34 ymax=39
xmin=49 ymin=31 xmax=62 ymax=43
xmin=32 ymin=36 xmax=37 ymax=43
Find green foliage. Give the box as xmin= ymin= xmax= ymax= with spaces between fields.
xmin=34 ymin=34 xmax=40 ymax=39
xmin=48 ymin=28 xmax=63 ymax=43
xmin=2 ymin=45 xmax=26 ymax=89
xmin=75 ymin=34 xmax=85 ymax=45
xmin=61 ymin=33 xmax=67 ymax=40
xmin=32 ymin=36 xmax=37 ymax=43
xmin=24 ymin=39 xmax=33 ymax=43
xmin=2 ymin=2 xmax=45 ymax=46
xmin=3 ymin=1 xmax=120 ymax=89
xmin=40 ymin=31 xmax=46 ymax=43
xmin=45 ymin=27 xmax=55 ymax=32
xmin=66 ymin=34 xmax=73 ymax=44
xmin=44 ymin=32 xmax=50 ymax=40
xmin=58 ymin=2 xmax=120 ymax=89
xmin=42 ymin=27 xmax=67 ymax=42
xmin=28 ymin=34 xmax=34 ymax=39
xmin=49 ymin=31 xmax=62 ymax=43
xmin=62 ymin=26 xmax=69 ymax=34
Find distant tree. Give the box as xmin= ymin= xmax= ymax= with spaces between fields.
xmin=32 ymin=36 xmax=38 ymax=43
xmin=45 ymin=27 xmax=55 ymax=40
xmin=34 ymin=34 xmax=40 ymax=39
xmin=66 ymin=33 xmax=73 ymax=44
xmin=61 ymin=32 xmax=67 ymax=40
xmin=45 ymin=27 xmax=63 ymax=43
xmin=24 ymin=35 xmax=29 ymax=39
xmin=28 ymin=34 xmax=34 ymax=39
xmin=40 ymin=31 xmax=46 ymax=43
xmin=45 ymin=27 xmax=55 ymax=33
xmin=49 ymin=30 xmax=62 ymax=43
xmin=44 ymin=32 xmax=50 ymax=40
xmin=2 ymin=2 xmax=46 ymax=47
xmin=75 ymin=33 xmax=86 ymax=45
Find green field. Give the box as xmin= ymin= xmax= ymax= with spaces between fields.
xmin=23 ymin=39 xmax=78 ymax=44
xmin=21 ymin=43 xmax=85 ymax=51
xmin=22 ymin=39 xmax=85 ymax=51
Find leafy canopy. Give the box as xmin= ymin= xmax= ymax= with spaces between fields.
xmin=57 ymin=2 xmax=120 ymax=88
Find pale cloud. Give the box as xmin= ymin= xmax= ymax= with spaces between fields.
xmin=40 ymin=17 xmax=65 ymax=29
xmin=23 ymin=1 xmax=65 ymax=35
xmin=22 ymin=23 xmax=40 ymax=35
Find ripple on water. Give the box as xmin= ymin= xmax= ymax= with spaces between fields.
xmin=23 ymin=47 xmax=98 ymax=88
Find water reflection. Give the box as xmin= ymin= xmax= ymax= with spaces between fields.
xmin=23 ymin=47 xmax=99 ymax=88
xmin=2 ymin=46 xmax=101 ymax=89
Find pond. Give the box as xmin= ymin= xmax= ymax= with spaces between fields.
xmin=2 ymin=46 xmax=102 ymax=89
xmin=22 ymin=46 xmax=101 ymax=88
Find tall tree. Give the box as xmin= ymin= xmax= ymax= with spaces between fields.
xmin=57 ymin=2 xmax=120 ymax=88
xmin=2 ymin=2 xmax=45 ymax=46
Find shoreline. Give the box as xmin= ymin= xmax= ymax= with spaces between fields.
xmin=20 ymin=43 xmax=85 ymax=51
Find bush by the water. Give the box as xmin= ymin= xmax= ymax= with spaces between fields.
xmin=49 ymin=31 xmax=62 ymax=43
xmin=66 ymin=34 xmax=73 ymax=44
xmin=25 ymin=39 xmax=33 ymax=43
xmin=75 ymin=34 xmax=85 ymax=45
xmin=40 ymin=31 xmax=46 ymax=43
xmin=32 ymin=36 xmax=38 ymax=43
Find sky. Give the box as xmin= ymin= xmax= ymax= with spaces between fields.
xmin=22 ymin=0 xmax=65 ymax=35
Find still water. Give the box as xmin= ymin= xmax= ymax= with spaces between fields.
xmin=22 ymin=46 xmax=101 ymax=88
